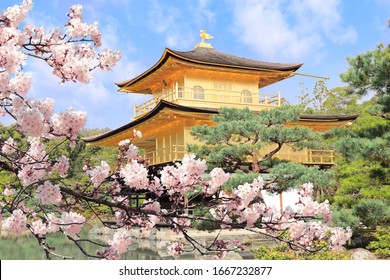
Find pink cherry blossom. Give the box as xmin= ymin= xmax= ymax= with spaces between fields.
xmin=35 ymin=181 xmax=62 ymax=205
xmin=133 ymin=129 xmax=142 ymax=138
xmin=18 ymin=164 xmax=47 ymax=186
xmin=118 ymin=140 xmax=139 ymax=160
xmin=52 ymin=155 xmax=70 ymax=178
xmin=1 ymin=137 xmax=17 ymax=154
xmin=120 ymin=160 xmax=149 ymax=189
xmin=99 ymin=49 xmax=122 ymax=71
xmin=206 ymin=168 xmax=230 ymax=195
xmin=60 ymin=211 xmax=86 ymax=237
xmin=209 ymin=203 xmax=233 ymax=228
xmin=232 ymin=177 xmax=264 ymax=210
xmin=298 ymin=182 xmax=314 ymax=197
xmin=50 ymin=108 xmax=87 ymax=140
xmin=2 ymin=209 xmax=27 ymax=234
xmin=161 ymin=154 xmax=206 ymax=195
xmin=330 ymin=227 xmax=353 ymax=250
xmin=118 ymin=139 xmax=131 ymax=147
xmin=0 ymin=46 xmax=27 ymax=74
xmin=318 ymin=200 xmax=332 ymax=225
xmin=108 ymin=230 xmax=132 ymax=257
xmin=173 ymin=217 xmax=191 ymax=228
xmin=1 ymin=0 xmax=33 ymax=28
xmin=31 ymin=219 xmax=49 ymax=236
xmin=9 ymin=72 xmax=31 ymax=97
xmin=237 ymin=202 xmax=266 ymax=229
xmin=88 ymin=161 xmax=110 ymax=187
xmin=167 ymin=242 xmax=184 ymax=257
xmin=45 ymin=213 xmax=61 ymax=233
xmin=142 ymin=199 xmax=161 ymax=213
xmin=11 ymin=96 xmax=49 ymax=136
xmin=3 ymin=187 xmax=16 ymax=196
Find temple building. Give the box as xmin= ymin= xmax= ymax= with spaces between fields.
xmin=84 ymin=31 xmax=357 ymax=170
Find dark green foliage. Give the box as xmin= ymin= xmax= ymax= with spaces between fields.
xmin=331 ymin=207 xmax=360 ymax=229
xmin=298 ymin=81 xmax=361 ymax=115
xmin=325 ymin=37 xmax=390 ymax=253
xmin=79 ymin=127 xmax=112 ymax=137
xmin=269 ymin=162 xmax=334 ymax=198
xmin=191 ymin=209 xmax=221 ymax=231
xmin=332 ymin=158 xmax=390 ymax=208
xmin=341 ymin=43 xmax=390 ymax=119
xmin=352 ymin=199 xmax=390 ymax=228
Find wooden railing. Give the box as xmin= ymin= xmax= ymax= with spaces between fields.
xmin=144 ymin=145 xmax=334 ymax=166
xmin=258 ymin=93 xmax=280 ymax=105
xmin=260 ymin=147 xmax=335 ymax=165
xmin=134 ymin=86 xmax=281 ymax=118
xmin=144 ymin=145 xmax=186 ymax=165
xmin=304 ymin=149 xmax=334 ymax=164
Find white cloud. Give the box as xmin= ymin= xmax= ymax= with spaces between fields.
xmin=149 ymin=1 xmax=181 ymax=34
xmin=148 ymin=0 xmax=194 ymax=49
xmin=229 ymin=0 xmax=357 ymax=62
xmin=288 ymin=0 xmax=357 ymax=44
xmin=193 ymin=0 xmax=216 ymax=23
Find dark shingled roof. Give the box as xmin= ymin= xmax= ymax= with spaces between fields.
xmin=170 ymin=47 xmax=303 ymax=71
xmin=115 ymin=47 xmax=303 ymax=88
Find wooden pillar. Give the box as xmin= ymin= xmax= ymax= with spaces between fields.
xmin=175 ymin=81 xmax=178 ymax=100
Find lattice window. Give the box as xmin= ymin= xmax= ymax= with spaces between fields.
xmin=241 ymin=90 xmax=252 ymax=103
xmin=193 ymin=85 xmax=205 ymax=99
xmin=178 ymin=86 xmax=183 ymax=98
xmin=213 ymin=82 xmax=232 ymax=91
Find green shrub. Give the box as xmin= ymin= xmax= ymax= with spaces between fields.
xmin=367 ymin=227 xmax=390 ymax=259
xmin=191 ymin=209 xmax=221 ymax=231
xmin=353 ymin=199 xmax=390 ymax=228
xmin=331 ymin=207 xmax=360 ymax=229
xmin=254 ymin=244 xmax=350 ymax=260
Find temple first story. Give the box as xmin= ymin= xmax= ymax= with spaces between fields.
xmin=84 ymin=100 xmax=358 ymax=169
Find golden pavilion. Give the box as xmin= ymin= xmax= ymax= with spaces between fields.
xmin=84 ymin=31 xmax=357 ymax=168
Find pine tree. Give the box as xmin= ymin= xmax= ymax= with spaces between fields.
xmin=190 ymin=105 xmax=333 ymax=195
xmin=328 ymin=42 xmax=390 ymax=231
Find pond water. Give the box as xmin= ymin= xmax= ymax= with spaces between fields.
xmin=0 ymin=233 xmax=193 ymax=260
xmin=0 ymin=230 xmax=257 ymax=260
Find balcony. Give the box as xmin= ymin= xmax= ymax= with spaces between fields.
xmin=143 ymin=146 xmax=334 ymax=166
xmin=144 ymin=145 xmax=186 ymax=165
xmin=133 ymin=86 xmax=281 ymax=118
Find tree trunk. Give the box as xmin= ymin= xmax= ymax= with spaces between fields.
xmin=252 ymin=152 xmax=260 ymax=173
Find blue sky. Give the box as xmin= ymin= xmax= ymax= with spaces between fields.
xmin=2 ymin=0 xmax=389 ymax=129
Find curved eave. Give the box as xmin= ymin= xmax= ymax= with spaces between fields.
xmin=115 ymin=48 xmax=172 ymax=91
xmin=299 ymin=114 xmax=359 ymax=122
xmin=115 ymin=48 xmax=303 ymax=91
xmin=82 ymin=100 xmax=218 ymax=143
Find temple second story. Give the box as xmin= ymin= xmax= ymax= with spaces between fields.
xmin=116 ymin=37 xmax=302 ymax=119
